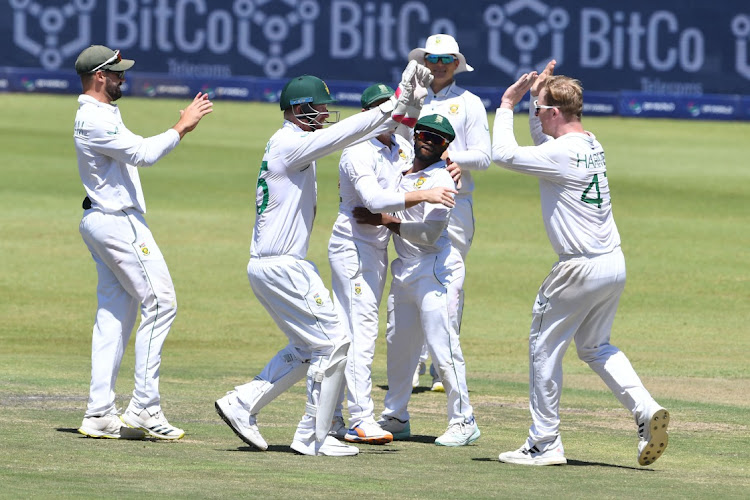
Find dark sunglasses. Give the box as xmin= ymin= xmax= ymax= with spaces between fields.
xmin=425 ymin=54 xmax=456 ymax=64
xmin=104 ymin=70 xmax=125 ymax=79
xmin=415 ymin=129 xmax=449 ymax=147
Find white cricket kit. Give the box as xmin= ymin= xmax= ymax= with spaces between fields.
xmin=381 ymin=162 xmax=474 ymax=425
xmin=421 ymin=82 xmax=491 ymax=258
xmin=328 ymin=134 xmax=413 ymax=426
xmin=74 ymin=94 xmax=181 ymax=417
xmin=492 ymin=103 xmax=658 ymax=447
xmin=237 ymin=108 xmax=394 ymax=447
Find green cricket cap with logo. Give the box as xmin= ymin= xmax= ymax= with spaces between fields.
xmin=415 ymin=114 xmax=456 ymax=141
xmin=280 ymin=75 xmax=336 ymax=110
xmin=360 ymin=83 xmax=395 ymax=109
xmin=75 ymin=45 xmax=135 ymax=75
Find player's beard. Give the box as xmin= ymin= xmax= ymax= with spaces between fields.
xmin=414 ymin=143 xmax=443 ymax=164
xmin=105 ymin=78 xmax=122 ymax=102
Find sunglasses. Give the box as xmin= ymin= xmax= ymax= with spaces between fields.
xmin=415 ymin=129 xmax=449 ymax=147
xmin=425 ymin=54 xmax=457 ymax=64
xmin=104 ymin=70 xmax=125 ymax=79
xmin=533 ymin=99 xmax=559 ymax=116
xmin=90 ymin=49 xmax=122 ymax=73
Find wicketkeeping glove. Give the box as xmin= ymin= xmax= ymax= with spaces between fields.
xmin=385 ymin=60 xmax=417 ymax=124
xmin=399 ymin=64 xmax=434 ymax=128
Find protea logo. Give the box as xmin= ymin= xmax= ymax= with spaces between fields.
xmin=10 ymin=0 xmax=94 ymax=70
xmin=484 ymin=0 xmax=569 ymax=78
xmin=628 ymin=99 xmax=642 ymax=114
xmin=687 ymin=102 xmax=700 ymax=117
xmin=263 ymin=88 xmax=280 ymax=103
xmin=234 ymin=0 xmax=320 ymax=78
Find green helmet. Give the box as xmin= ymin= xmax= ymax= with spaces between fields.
xmin=280 ymin=75 xmax=336 ymax=110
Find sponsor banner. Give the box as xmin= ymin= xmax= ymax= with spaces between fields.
xmin=2 ymin=1 xmax=750 ymax=96
xmin=619 ymin=92 xmax=742 ymax=119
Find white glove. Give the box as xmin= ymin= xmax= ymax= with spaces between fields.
xmin=384 ymin=60 xmax=417 ymax=123
xmin=400 ymin=63 xmax=433 ymax=128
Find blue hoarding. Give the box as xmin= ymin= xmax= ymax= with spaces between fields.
xmin=1 ymin=1 xmax=750 ymax=119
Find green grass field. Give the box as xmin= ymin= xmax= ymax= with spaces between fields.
xmin=1 ymin=93 xmax=748 ymax=499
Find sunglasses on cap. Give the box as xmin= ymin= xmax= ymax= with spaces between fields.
xmin=415 ymin=129 xmax=449 ymax=147
xmin=425 ymin=54 xmax=457 ymax=64
xmin=533 ymin=99 xmax=559 ymax=116
xmin=90 ymin=49 xmax=122 ymax=74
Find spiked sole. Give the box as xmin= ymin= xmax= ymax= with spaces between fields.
xmin=638 ymin=408 xmax=670 ymax=466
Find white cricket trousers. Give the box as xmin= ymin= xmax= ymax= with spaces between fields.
xmin=246 ymin=257 xmax=349 ymax=441
xmin=328 ymin=235 xmax=388 ymax=426
xmin=382 ymin=253 xmax=473 ymax=425
xmin=527 ymin=247 xmax=657 ymax=446
xmin=79 ymin=208 xmax=177 ymax=417
xmin=418 ymin=196 xmax=473 ymax=366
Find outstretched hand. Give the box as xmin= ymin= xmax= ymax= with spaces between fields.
xmin=173 ymin=92 xmax=213 ymax=139
xmin=531 ymin=59 xmax=556 ymax=97
xmin=500 ymin=72 xmax=538 ymax=110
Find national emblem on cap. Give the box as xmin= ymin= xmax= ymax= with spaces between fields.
xmin=415 ymin=113 xmax=456 ymax=141
xmin=360 ymin=83 xmax=395 ymax=109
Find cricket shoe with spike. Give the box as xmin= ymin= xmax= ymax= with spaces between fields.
xmin=435 ymin=416 xmax=481 ymax=447
xmin=345 ymin=419 xmax=393 ymax=444
xmin=498 ymin=436 xmax=567 ymax=466
xmin=121 ymin=403 xmax=184 ymax=440
xmin=377 ymin=415 xmax=411 ymax=440
xmin=637 ymin=406 xmax=670 ymax=466
xmin=78 ymin=414 xmax=144 ymax=440
xmin=215 ymin=391 xmax=268 ymax=451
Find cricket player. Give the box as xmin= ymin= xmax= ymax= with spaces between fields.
xmin=492 ymin=60 xmax=669 ymax=466
xmin=327 ymin=84 xmax=458 ymax=444
xmin=214 ymin=63 xmax=431 ymax=456
xmin=355 ymin=114 xmax=480 ymax=447
xmin=73 ymin=45 xmax=213 ymax=440
xmin=407 ymin=34 xmax=491 ymax=391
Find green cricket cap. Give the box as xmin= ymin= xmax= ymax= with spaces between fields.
xmin=360 ymin=83 xmax=394 ymax=109
xmin=75 ymin=45 xmax=134 ymax=74
xmin=415 ymin=114 xmax=456 ymax=141
xmin=280 ymin=75 xmax=336 ymax=110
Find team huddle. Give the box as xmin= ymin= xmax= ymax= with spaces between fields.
xmin=72 ymin=35 xmax=669 ymax=466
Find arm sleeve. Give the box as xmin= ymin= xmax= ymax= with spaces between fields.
xmin=399 ymin=219 xmax=448 ymax=245
xmin=447 ymin=94 xmax=491 ymax=171
xmin=283 ymin=108 xmax=392 ymax=170
xmin=87 ymin=118 xmax=180 ymax=167
xmin=341 ymin=148 xmax=405 ymax=213
xmin=492 ymin=108 xmax=568 ymax=180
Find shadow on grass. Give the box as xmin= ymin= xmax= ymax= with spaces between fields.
xmin=376 ymin=384 xmax=441 ymax=395
xmin=472 ymin=456 xmax=651 ymax=471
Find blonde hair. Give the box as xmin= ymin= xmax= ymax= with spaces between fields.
xmin=544 ymin=76 xmax=583 ymax=119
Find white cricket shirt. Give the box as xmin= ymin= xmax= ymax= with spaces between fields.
xmin=331 ymin=133 xmax=414 ymax=250
xmin=392 ymin=161 xmax=455 ymax=260
xmin=251 ymin=108 xmax=392 ymax=259
xmin=73 ymin=94 xmax=180 ymax=213
xmin=421 ymin=81 xmax=491 ymax=197
xmin=491 ymin=105 xmax=621 ymax=256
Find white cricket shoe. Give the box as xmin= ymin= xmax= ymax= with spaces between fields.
xmin=637 ymin=406 xmax=670 ymax=466
xmin=291 ymin=435 xmax=359 ymax=456
xmin=498 ymin=436 xmax=567 ymax=466
xmin=429 ymin=364 xmax=444 ymax=393
xmin=328 ymin=415 xmax=347 ymax=439
xmin=377 ymin=415 xmax=411 ymax=440
xmin=345 ymin=418 xmax=393 ymax=444
xmin=412 ymin=361 xmax=426 ymax=388
xmin=121 ymin=404 xmax=184 ymax=440
xmin=215 ymin=391 xmax=268 ymax=451
xmin=78 ymin=414 xmax=144 ymax=440
xmin=435 ymin=416 xmax=481 ymax=447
